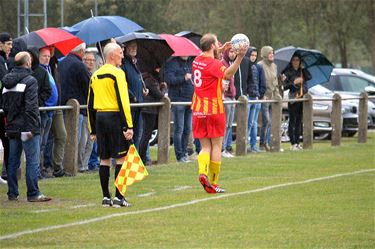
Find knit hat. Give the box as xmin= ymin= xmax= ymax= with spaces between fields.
xmin=0 ymin=32 xmax=12 ymax=43
xmin=260 ymin=46 xmax=273 ymax=59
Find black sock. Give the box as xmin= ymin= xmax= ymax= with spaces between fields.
xmin=99 ymin=165 xmax=110 ymax=198
xmin=114 ymin=164 xmax=123 ymax=199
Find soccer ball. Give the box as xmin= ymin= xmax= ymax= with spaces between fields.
xmin=231 ymin=33 xmax=250 ymax=52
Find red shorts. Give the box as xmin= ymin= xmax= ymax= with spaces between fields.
xmin=192 ymin=113 xmax=226 ymax=138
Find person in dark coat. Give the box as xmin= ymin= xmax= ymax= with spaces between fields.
xmin=138 ymin=63 xmax=167 ymax=164
xmin=246 ymin=47 xmax=265 ymax=153
xmin=282 ymin=54 xmax=311 ymax=150
xmin=58 ymin=42 xmax=91 ymax=172
xmin=0 ymin=32 xmax=13 ymax=184
xmin=121 ymin=40 xmax=146 ymax=150
xmin=2 ymin=51 xmax=51 ymax=202
xmin=164 ymin=56 xmax=194 ymax=162
xmin=27 ymin=47 xmax=53 ymax=178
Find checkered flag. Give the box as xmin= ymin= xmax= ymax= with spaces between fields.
xmin=115 ymin=144 xmax=149 ymax=196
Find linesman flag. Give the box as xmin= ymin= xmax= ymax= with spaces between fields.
xmin=115 ymin=144 xmax=149 ymax=196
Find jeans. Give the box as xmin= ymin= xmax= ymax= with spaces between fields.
xmin=131 ymin=109 xmax=143 ymax=150
xmin=78 ymin=115 xmax=92 ymax=171
xmin=139 ymin=113 xmax=157 ymax=163
xmin=172 ymin=105 xmax=192 ymax=160
xmin=88 ymin=141 xmax=100 ymax=168
xmin=40 ymin=112 xmax=53 ymax=171
xmin=7 ymin=135 xmax=41 ymax=199
xmin=223 ymin=98 xmax=235 ymax=150
xmin=248 ymin=98 xmax=261 ymax=149
xmin=260 ymin=103 xmax=271 ymax=146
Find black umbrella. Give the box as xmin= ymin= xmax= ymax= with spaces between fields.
xmin=175 ymin=31 xmax=202 ymax=48
xmin=274 ymin=46 xmax=334 ymax=88
xmin=116 ymin=32 xmax=174 ymax=71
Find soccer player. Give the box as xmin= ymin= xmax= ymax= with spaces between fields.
xmin=192 ymin=33 xmax=248 ymax=193
xmin=87 ymin=43 xmax=133 ymax=207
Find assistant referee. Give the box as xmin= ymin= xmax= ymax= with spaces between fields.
xmin=87 ymin=43 xmax=133 ymax=208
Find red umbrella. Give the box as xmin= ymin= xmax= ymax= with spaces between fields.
xmin=159 ymin=34 xmax=201 ymax=57
xmin=15 ymin=27 xmax=83 ymax=55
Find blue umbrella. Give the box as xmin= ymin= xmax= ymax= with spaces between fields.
xmin=71 ymin=15 xmax=143 ymax=45
xmin=274 ymin=46 xmax=334 ymax=88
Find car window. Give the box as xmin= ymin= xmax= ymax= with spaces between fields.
xmin=322 ymin=75 xmax=337 ymax=90
xmin=338 ymin=76 xmax=370 ymax=92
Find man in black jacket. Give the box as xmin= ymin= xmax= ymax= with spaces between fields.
xmin=0 ymin=32 xmax=12 ymax=184
xmin=2 ymin=51 xmax=51 ymax=202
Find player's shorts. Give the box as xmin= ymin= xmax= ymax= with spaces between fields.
xmin=96 ymin=112 xmax=130 ymax=159
xmin=192 ymin=113 xmax=226 ymax=138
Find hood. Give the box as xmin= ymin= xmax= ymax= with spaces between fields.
xmin=221 ymin=49 xmax=233 ymax=67
xmin=247 ymin=46 xmax=257 ymax=65
xmin=261 ymin=46 xmax=273 ymax=61
xmin=2 ymin=67 xmax=32 ymax=89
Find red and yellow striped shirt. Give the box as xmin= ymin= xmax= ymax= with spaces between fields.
xmin=191 ymin=55 xmax=226 ymax=115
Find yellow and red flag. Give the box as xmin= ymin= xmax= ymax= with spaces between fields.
xmin=115 ymin=144 xmax=149 ymax=196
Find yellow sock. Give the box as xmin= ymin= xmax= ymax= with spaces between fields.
xmin=209 ymin=160 xmax=221 ymax=185
xmin=198 ymin=152 xmax=210 ymax=176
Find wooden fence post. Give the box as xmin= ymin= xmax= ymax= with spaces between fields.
xmin=235 ymin=95 xmax=248 ymax=156
xmin=358 ymin=92 xmax=368 ymax=143
xmin=271 ymin=94 xmax=282 ymax=152
xmin=157 ymin=96 xmax=171 ymax=164
xmin=331 ymin=94 xmax=342 ymax=146
xmin=303 ymin=94 xmax=313 ymax=149
xmin=64 ymin=99 xmax=80 ymax=175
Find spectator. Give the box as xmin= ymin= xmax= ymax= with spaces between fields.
xmin=59 ymin=42 xmax=91 ymax=172
xmin=0 ymin=32 xmax=12 ymax=184
xmin=247 ymin=47 xmax=266 ymax=153
xmin=87 ymin=43 xmax=133 ymax=207
xmin=220 ymin=49 xmax=236 ymax=158
xmin=258 ymin=46 xmax=280 ymax=151
xmin=138 ymin=63 xmax=167 ymax=165
xmin=282 ymin=54 xmax=311 ymax=150
xmin=2 ymin=51 xmax=51 ymax=202
xmin=28 ymin=48 xmax=53 ymax=178
xmin=121 ymin=40 xmax=146 ymax=150
xmin=83 ymin=50 xmax=100 ymax=171
xmin=164 ymin=56 xmax=194 ymax=163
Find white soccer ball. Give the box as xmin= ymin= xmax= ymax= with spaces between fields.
xmin=231 ymin=33 xmax=250 ymax=52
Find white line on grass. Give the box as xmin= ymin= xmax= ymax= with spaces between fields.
xmin=1 ymin=168 xmax=374 ymax=241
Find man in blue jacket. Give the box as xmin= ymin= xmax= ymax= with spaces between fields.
xmin=164 ymin=56 xmax=194 ymax=163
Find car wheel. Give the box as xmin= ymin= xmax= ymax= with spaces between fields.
xmin=343 ymin=131 xmax=357 ymax=137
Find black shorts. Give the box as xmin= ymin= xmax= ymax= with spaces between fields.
xmin=96 ymin=112 xmax=130 ymax=159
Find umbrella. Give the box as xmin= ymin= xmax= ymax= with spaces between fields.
xmin=116 ymin=32 xmax=174 ymax=71
xmin=71 ymin=15 xmax=143 ymax=45
xmin=175 ymin=31 xmax=202 ymax=48
xmin=159 ymin=34 xmax=201 ymax=57
xmin=14 ymin=27 xmax=83 ymax=55
xmin=274 ymin=46 xmax=334 ymax=88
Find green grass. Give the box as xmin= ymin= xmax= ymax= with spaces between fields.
xmin=0 ymin=134 xmax=374 ymax=248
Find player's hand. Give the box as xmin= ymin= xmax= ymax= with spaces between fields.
xmin=123 ymin=129 xmax=133 ymax=140
xmin=235 ymin=44 xmax=248 ymax=58
xmin=218 ymin=42 xmax=232 ymax=53
xmin=184 ymin=73 xmax=192 ymax=81
xmin=143 ymin=88 xmax=149 ymax=96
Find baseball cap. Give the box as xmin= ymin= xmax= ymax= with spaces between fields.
xmin=0 ymin=32 xmax=12 ymax=43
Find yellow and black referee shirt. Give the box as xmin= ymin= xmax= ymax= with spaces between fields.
xmin=87 ymin=63 xmax=133 ymax=134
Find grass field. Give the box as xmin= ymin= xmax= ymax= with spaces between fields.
xmin=0 ymin=134 xmax=374 ymax=248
